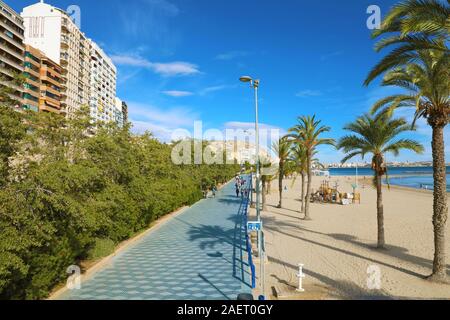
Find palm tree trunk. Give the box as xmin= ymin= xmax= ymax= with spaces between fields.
xmin=429 ymin=125 xmax=448 ymax=282
xmin=304 ymin=153 xmax=312 ymax=220
xmin=376 ymin=173 xmax=385 ymax=249
xmin=300 ymin=172 xmax=305 ymax=213
xmin=262 ymin=177 xmax=267 ymax=211
xmin=278 ymin=164 xmax=283 ymax=208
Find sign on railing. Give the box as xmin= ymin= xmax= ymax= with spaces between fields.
xmin=247 ymin=221 xmax=262 ymax=232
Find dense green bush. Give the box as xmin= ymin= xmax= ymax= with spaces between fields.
xmin=0 ymin=106 xmax=239 ymax=299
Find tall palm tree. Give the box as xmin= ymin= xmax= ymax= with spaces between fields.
xmin=366 ymin=52 xmax=449 ymax=282
xmin=272 ymin=137 xmax=292 ymax=208
xmin=365 ymin=0 xmax=449 ymax=282
xmin=338 ymin=113 xmax=424 ymax=248
xmin=289 ymin=116 xmax=335 ymax=220
xmin=289 ymin=143 xmax=308 ymax=213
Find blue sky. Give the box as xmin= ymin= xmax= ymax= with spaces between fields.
xmin=12 ymin=0 xmax=449 ymax=163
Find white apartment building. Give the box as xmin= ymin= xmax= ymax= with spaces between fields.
xmin=21 ymin=1 xmax=91 ymax=117
xmin=89 ymin=40 xmax=118 ymax=124
xmin=0 ymin=0 xmax=25 ymax=106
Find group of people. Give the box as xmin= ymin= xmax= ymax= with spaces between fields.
xmin=203 ymin=184 xmax=218 ymax=199
xmin=235 ymin=175 xmax=249 ymax=198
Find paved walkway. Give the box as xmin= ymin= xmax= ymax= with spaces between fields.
xmin=59 ymin=179 xmax=252 ymax=300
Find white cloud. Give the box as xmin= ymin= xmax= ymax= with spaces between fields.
xmin=127 ymin=102 xmax=201 ymax=141
xmin=144 ymin=0 xmax=179 ymax=16
xmin=131 ymin=120 xmax=174 ymax=141
xmin=118 ymin=0 xmax=179 ymax=38
xmin=111 ymin=54 xmax=200 ymax=77
xmin=161 ymin=85 xmax=234 ymax=98
xmin=129 ymin=102 xmax=199 ymax=127
xmin=224 ymin=121 xmax=287 ymax=135
xmin=199 ymin=85 xmax=231 ymax=96
xmin=152 ymin=61 xmax=200 ymax=76
xmin=162 ymin=90 xmax=194 ymax=97
xmin=215 ymin=51 xmax=249 ymax=60
xmin=295 ymin=90 xmax=323 ymax=98
xmin=111 ymin=55 xmax=153 ymax=68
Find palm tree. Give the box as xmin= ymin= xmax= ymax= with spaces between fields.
xmin=338 ymin=113 xmax=424 ymax=248
xmin=272 ymin=137 xmax=292 ymax=208
xmin=289 ymin=116 xmax=335 ymax=220
xmin=259 ymin=156 xmax=274 ymax=211
xmin=366 ymin=7 xmax=449 ymax=279
xmin=289 ymin=143 xmax=308 ymax=213
xmin=367 ymin=0 xmax=449 ymax=73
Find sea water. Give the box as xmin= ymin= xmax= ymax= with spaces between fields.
xmin=329 ymin=167 xmax=450 ymax=192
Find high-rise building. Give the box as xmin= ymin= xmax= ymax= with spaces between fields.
xmin=21 ymin=1 xmax=90 ymax=117
xmin=114 ymin=97 xmax=125 ymax=127
xmin=22 ymin=45 xmax=40 ymax=111
xmin=23 ymin=44 xmax=63 ymax=113
xmin=0 ymin=0 xmax=25 ymax=106
xmin=89 ymin=40 xmax=117 ymax=124
xmin=121 ymin=100 xmax=128 ymax=124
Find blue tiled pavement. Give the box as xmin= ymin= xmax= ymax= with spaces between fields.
xmin=59 ymin=179 xmax=253 ymax=300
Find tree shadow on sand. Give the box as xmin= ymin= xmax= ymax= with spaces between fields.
xmin=263 ymin=215 xmax=450 ymax=277
xmin=268 ymin=256 xmax=392 ymax=300
xmin=267 ymin=205 xmax=302 ymax=220
xmin=328 ymin=233 xmax=450 ymax=276
xmin=262 ymin=216 xmax=427 ymax=279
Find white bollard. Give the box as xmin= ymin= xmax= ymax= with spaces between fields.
xmin=296 ymin=264 xmax=305 ymax=292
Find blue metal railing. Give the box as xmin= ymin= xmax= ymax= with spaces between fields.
xmin=242 ymin=173 xmax=256 ymax=289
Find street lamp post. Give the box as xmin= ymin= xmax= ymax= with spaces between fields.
xmin=239 ymin=76 xmax=261 ymax=221
xmin=240 ymin=76 xmax=265 ymax=299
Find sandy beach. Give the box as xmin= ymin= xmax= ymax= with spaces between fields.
xmin=251 ymin=175 xmax=450 ymax=300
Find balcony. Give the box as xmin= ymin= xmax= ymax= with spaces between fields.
xmin=22 ymin=96 xmax=39 ymax=109
xmin=0 ymin=30 xmax=23 ymax=51
xmin=0 ymin=21 xmax=24 ymax=40
xmin=24 ymin=55 xmax=40 ymax=68
xmin=41 ymin=74 xmax=61 ymax=88
xmin=0 ymin=77 xmax=22 ymax=92
xmin=41 ymin=84 xmax=61 ymax=97
xmin=0 ymin=41 xmax=24 ymax=61
xmin=60 ymin=52 xmax=69 ymax=65
xmin=25 ymin=76 xmax=40 ymax=88
xmin=61 ymin=18 xmax=69 ymax=33
xmin=61 ymin=35 xmax=69 ymax=48
xmin=1 ymin=53 xmax=23 ymax=72
xmin=41 ymin=95 xmax=61 ymax=108
xmin=0 ymin=64 xmax=14 ymax=78
xmin=24 ymin=64 xmax=40 ymax=78
xmin=39 ymin=104 xmax=61 ymax=114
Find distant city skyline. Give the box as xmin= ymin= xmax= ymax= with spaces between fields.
xmin=10 ymin=0 xmax=450 ymax=163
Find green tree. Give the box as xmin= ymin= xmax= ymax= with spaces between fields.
xmin=337 ymin=113 xmax=424 ymax=248
xmin=288 ymin=116 xmax=335 ymax=220
xmin=0 ymin=74 xmax=27 ymax=186
xmin=0 ymin=108 xmax=240 ymax=299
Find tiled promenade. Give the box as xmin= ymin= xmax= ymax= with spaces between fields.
xmin=59 ymin=179 xmax=252 ymax=300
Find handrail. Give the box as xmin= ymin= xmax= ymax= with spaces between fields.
xmin=242 ymin=173 xmax=256 ymax=289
